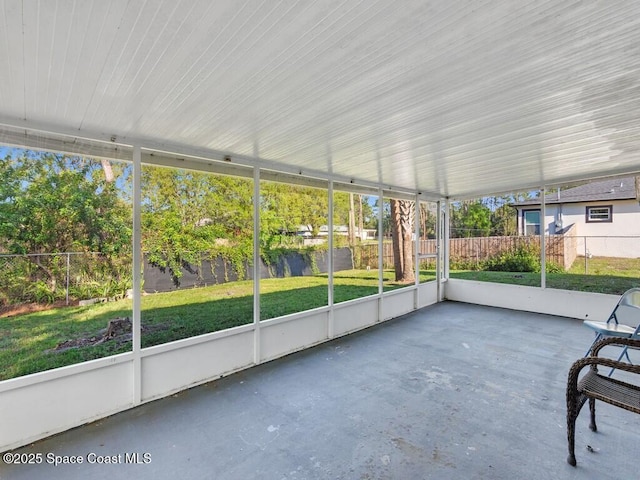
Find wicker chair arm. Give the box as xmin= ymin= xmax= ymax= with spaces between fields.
xmin=590 ymin=336 xmax=640 ymax=356
xmin=567 ymin=356 xmax=640 ymax=389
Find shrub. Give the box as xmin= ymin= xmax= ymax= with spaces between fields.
xmin=449 ymin=256 xmax=483 ymax=271
xmin=483 ymin=244 xmax=540 ymax=272
xmin=482 ymin=244 xmax=565 ymax=273
xmin=545 ymin=261 xmax=565 ymax=273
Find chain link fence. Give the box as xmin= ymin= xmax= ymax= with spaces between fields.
xmin=2 ymin=236 xmax=637 ymax=307
xmin=572 ymin=236 xmax=640 ymax=274
xmin=0 ymin=252 xmax=132 ymax=307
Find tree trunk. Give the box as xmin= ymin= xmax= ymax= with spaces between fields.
xmin=390 ymin=199 xmax=415 ymax=283
xmin=400 ymin=200 xmax=415 ymax=283
xmin=358 ymin=194 xmax=364 ymax=240
xmin=101 ymin=159 xmax=115 ymax=183
xmin=348 ymin=193 xmax=356 ymax=246
xmin=390 ymin=200 xmax=403 ymax=279
xmin=29 ymin=253 xmax=57 ymax=296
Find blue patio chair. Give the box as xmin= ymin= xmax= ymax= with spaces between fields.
xmin=583 ymin=288 xmax=640 ymax=371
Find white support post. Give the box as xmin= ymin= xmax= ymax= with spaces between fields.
xmin=253 ymin=167 xmax=261 ymax=364
xmin=540 ymin=186 xmax=546 ymax=289
xmin=436 ymin=200 xmax=442 ymax=302
xmin=443 ymin=199 xmax=450 ymax=282
xmin=378 ymin=189 xmax=384 ymax=321
xmin=132 ymin=145 xmax=142 ymax=405
xmin=65 ymin=253 xmax=70 ymax=306
xmin=414 ymin=194 xmax=420 ymax=310
xmin=328 ymin=181 xmax=335 ymax=338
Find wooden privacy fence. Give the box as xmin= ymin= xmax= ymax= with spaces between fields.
xmin=353 ymin=242 xmax=440 ymax=270
xmin=353 ymin=225 xmax=577 ymax=271
xmin=440 ymin=234 xmax=574 ymax=270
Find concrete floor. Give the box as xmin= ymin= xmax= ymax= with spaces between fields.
xmin=1 ymin=301 xmax=638 ymax=480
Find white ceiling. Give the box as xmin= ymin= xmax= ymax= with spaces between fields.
xmin=1 ymin=0 xmax=640 ymax=199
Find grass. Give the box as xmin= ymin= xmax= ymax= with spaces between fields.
xmin=4 ymin=258 xmax=635 ymax=381
xmin=0 ymin=270 xmax=436 ymax=380
xmin=449 ymin=256 xmax=640 ymax=295
xmin=567 ymin=256 xmax=640 ymax=277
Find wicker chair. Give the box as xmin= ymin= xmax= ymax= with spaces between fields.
xmin=566 ymin=337 xmax=640 ymax=466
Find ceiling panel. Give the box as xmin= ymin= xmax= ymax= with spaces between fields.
xmin=1 ymin=0 xmax=640 ymax=199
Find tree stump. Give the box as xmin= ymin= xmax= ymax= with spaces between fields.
xmin=104 ymin=317 xmax=132 ymax=339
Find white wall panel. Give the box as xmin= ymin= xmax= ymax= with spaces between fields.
xmin=418 ymin=281 xmax=438 ymax=309
xmin=333 ymin=298 xmax=379 ymax=336
xmin=0 ymin=361 xmax=133 ymax=452
xmin=260 ymin=312 xmax=328 ymax=362
xmin=6 ymin=278 xmax=623 ymax=454
xmin=445 ymin=279 xmax=618 ymax=320
xmin=141 ymin=331 xmax=254 ymax=402
xmin=382 ymin=289 xmax=415 ymax=320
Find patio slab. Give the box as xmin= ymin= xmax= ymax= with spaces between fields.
xmin=1 ymin=300 xmax=638 ymax=479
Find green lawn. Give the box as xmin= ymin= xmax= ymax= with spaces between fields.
xmin=450 ymin=256 xmax=640 ymax=294
xmin=0 ymin=269 xmax=435 ymax=380
xmin=4 ymin=258 xmax=635 ymax=382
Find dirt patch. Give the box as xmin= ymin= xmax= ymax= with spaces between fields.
xmin=50 ymin=318 xmax=168 ymax=353
xmin=0 ymin=301 xmax=70 ymax=318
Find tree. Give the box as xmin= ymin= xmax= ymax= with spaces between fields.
xmin=0 ymin=152 xmax=131 ymax=256
xmin=450 ymin=200 xmax=491 ymax=238
xmin=419 ymin=202 xmax=437 ymax=239
xmin=333 ymin=193 xmax=376 ymax=237
xmin=357 ymin=194 xmax=365 ymax=240
xmin=490 ymin=203 xmax=517 ymax=236
xmin=259 ymin=182 xmax=326 ymax=248
xmin=141 ymin=166 xmax=254 ymax=282
xmin=0 ymin=150 xmax=132 ymax=295
xmin=348 ymin=193 xmax=356 ymax=245
xmin=389 ymin=199 xmax=415 ymax=282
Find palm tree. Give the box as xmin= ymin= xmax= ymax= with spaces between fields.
xmin=390 ymin=199 xmax=415 ymax=282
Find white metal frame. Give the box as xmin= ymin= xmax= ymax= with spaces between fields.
xmin=0 ymin=128 xmax=440 ymax=452
xmin=0 ymin=125 xmax=625 ymax=453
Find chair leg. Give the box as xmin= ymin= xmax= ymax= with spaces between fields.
xmin=585 ymin=333 xmax=602 ymax=357
xmin=589 ymin=398 xmax=597 ymax=432
xmin=617 ymin=345 xmax=632 ymax=364
xmin=567 ymin=390 xmax=580 ymax=466
xmin=608 ymin=346 xmax=632 ymax=377
xmin=567 ymin=411 xmax=577 ymax=466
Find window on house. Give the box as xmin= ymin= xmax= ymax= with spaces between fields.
xmin=523 ymin=210 xmax=540 ymax=235
xmin=586 ymin=205 xmax=612 ymax=223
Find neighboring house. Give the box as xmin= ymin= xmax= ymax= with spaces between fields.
xmin=317 ymin=225 xmax=377 ymax=240
xmin=512 ymin=176 xmax=640 ymax=258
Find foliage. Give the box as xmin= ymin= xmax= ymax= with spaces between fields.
xmin=481 ymin=244 xmax=564 ymax=273
xmin=0 ymin=151 xmax=132 ymax=256
xmin=451 ymin=192 xmax=537 ymax=238
xmin=140 ymin=171 xmax=371 ymax=286
xmin=450 ymin=200 xmax=491 ymax=238
xmin=419 ymin=202 xmax=437 ymax=239
xmin=0 ymin=270 xmax=416 ymax=380
xmin=1 ymin=154 xmax=381 ymax=302
xmin=490 ymin=204 xmax=517 ymax=236
xmin=483 ymin=244 xmax=540 ymax=272
xmin=260 ymin=244 xmax=327 ymax=277
xmin=260 ymin=181 xmax=327 ymax=239
xmin=449 ymin=269 xmax=640 ymax=295
xmin=0 ymin=151 xmax=132 ymax=304
xmin=449 ymin=256 xmax=484 ymax=271
xmin=544 ymin=261 xmax=565 ymax=273
xmin=141 ymin=166 xmax=254 ymax=285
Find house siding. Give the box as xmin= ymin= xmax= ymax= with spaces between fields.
xmin=519 ymin=199 xmax=640 ymax=258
